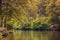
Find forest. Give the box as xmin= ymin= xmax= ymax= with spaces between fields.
xmin=0 ymin=0 xmax=60 ymax=30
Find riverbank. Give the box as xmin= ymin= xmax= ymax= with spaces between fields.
xmin=14 ymin=28 xmax=60 ymax=31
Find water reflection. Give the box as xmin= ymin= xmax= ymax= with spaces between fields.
xmin=2 ymin=31 xmax=60 ymax=40
xmin=49 ymin=31 xmax=60 ymax=40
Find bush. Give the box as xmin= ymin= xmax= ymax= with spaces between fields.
xmin=39 ymin=24 xmax=49 ymax=31
xmin=7 ymin=24 xmax=13 ymax=30
xmin=21 ymin=24 xmax=32 ymax=30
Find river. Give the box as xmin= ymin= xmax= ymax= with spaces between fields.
xmin=2 ymin=31 xmax=60 ymax=40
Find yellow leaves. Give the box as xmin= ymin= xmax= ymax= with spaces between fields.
xmin=2 ymin=0 xmax=60 ymax=28
xmin=7 ymin=18 xmax=14 ymax=24
xmin=27 ymin=0 xmax=38 ymax=11
xmin=0 ymin=33 xmax=2 ymax=40
xmin=32 ymin=17 xmax=40 ymax=23
xmin=56 ymin=0 xmax=60 ymax=6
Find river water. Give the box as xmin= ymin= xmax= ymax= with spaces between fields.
xmin=3 ymin=31 xmax=60 ymax=40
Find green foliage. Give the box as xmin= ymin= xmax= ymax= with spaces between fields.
xmin=7 ymin=24 xmax=13 ymax=30
xmin=1 ymin=0 xmax=60 ymax=29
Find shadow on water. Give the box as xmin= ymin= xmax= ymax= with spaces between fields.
xmin=49 ymin=31 xmax=60 ymax=40
xmin=2 ymin=31 xmax=60 ymax=40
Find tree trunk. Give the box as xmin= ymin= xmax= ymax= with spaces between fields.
xmin=1 ymin=16 xmax=7 ymax=28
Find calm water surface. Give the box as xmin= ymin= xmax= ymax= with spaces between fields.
xmin=3 ymin=31 xmax=60 ymax=40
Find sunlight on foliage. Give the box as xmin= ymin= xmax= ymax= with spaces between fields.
xmin=0 ymin=0 xmax=60 ymax=28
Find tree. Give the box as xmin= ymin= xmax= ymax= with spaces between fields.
xmin=1 ymin=0 xmax=60 ymax=29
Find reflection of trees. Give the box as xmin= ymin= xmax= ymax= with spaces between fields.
xmin=49 ymin=31 xmax=60 ymax=40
